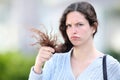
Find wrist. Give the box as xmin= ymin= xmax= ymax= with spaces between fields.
xmin=33 ymin=64 xmax=42 ymax=74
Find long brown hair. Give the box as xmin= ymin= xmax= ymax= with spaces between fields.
xmin=31 ymin=1 xmax=98 ymax=53
xmin=30 ymin=27 xmax=65 ymax=53
xmin=59 ymin=1 xmax=98 ymax=52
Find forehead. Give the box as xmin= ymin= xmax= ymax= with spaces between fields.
xmin=66 ymin=11 xmax=86 ymax=23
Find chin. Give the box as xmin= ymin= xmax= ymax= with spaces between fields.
xmin=72 ymin=43 xmax=81 ymax=46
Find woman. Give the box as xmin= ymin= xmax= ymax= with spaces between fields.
xmin=28 ymin=1 xmax=120 ymax=80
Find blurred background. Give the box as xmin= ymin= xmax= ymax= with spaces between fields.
xmin=0 ymin=0 xmax=120 ymax=80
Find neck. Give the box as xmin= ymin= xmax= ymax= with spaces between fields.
xmin=72 ymin=39 xmax=100 ymax=62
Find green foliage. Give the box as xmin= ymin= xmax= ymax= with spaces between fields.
xmin=0 ymin=51 xmax=35 ymax=80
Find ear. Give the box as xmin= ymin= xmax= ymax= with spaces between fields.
xmin=91 ymin=22 xmax=98 ymax=34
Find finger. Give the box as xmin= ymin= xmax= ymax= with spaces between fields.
xmin=40 ymin=57 xmax=51 ymax=62
xmin=40 ymin=54 xmax=52 ymax=61
xmin=42 ymin=46 xmax=55 ymax=53
xmin=42 ymin=52 xmax=53 ymax=58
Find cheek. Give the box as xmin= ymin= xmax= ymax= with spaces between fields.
xmin=79 ymin=27 xmax=92 ymax=36
xmin=66 ymin=29 xmax=70 ymax=37
xmin=79 ymin=28 xmax=88 ymax=34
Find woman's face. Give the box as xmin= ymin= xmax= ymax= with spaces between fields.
xmin=66 ymin=11 xmax=95 ymax=47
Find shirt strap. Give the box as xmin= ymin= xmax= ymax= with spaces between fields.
xmin=102 ymin=55 xmax=108 ymax=80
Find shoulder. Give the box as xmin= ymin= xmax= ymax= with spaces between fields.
xmin=45 ymin=50 xmax=71 ymax=65
xmin=51 ymin=51 xmax=70 ymax=62
xmin=106 ymin=55 xmax=120 ymax=66
xmin=106 ymin=55 xmax=120 ymax=69
xmin=43 ymin=51 xmax=71 ymax=72
xmin=106 ymin=55 xmax=120 ymax=78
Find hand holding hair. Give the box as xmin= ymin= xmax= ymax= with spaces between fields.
xmin=30 ymin=27 xmax=63 ymax=73
xmin=34 ymin=46 xmax=55 ymax=74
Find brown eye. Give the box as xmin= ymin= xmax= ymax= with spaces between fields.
xmin=77 ymin=23 xmax=83 ymax=27
xmin=75 ymin=23 xmax=84 ymax=28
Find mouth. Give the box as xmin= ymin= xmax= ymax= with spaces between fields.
xmin=71 ymin=36 xmax=79 ymax=40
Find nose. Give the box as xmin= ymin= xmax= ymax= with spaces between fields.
xmin=71 ymin=26 xmax=77 ymax=34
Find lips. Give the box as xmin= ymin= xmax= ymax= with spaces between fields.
xmin=71 ymin=36 xmax=79 ymax=40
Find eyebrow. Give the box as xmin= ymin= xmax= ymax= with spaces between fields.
xmin=66 ymin=22 xmax=83 ymax=25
